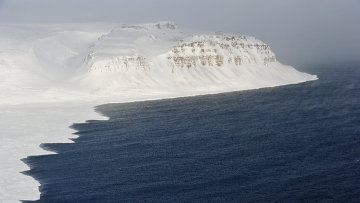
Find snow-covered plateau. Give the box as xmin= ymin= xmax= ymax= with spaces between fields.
xmin=0 ymin=22 xmax=317 ymax=202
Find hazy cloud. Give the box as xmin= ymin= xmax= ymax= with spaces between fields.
xmin=0 ymin=0 xmax=4 ymax=9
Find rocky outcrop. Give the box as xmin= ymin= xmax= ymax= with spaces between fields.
xmin=89 ymin=55 xmax=150 ymax=72
xmin=166 ymin=35 xmax=276 ymax=69
xmin=121 ymin=21 xmax=177 ymax=31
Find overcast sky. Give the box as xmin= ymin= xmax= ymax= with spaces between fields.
xmin=0 ymin=0 xmax=359 ymax=68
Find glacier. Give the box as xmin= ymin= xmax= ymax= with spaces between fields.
xmin=0 ymin=22 xmax=317 ymax=202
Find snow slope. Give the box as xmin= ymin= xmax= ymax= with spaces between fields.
xmin=0 ymin=22 xmax=317 ymax=202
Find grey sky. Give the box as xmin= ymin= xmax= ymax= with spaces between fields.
xmin=0 ymin=0 xmax=359 ymax=68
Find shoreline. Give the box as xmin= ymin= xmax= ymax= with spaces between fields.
xmin=0 ymin=77 xmax=316 ymax=202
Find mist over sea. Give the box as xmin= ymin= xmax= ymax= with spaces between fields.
xmin=24 ymin=65 xmax=360 ymax=202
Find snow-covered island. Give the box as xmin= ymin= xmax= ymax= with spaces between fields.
xmin=0 ymin=22 xmax=317 ymax=202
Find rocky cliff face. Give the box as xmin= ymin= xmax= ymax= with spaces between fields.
xmin=89 ymin=55 xmax=150 ymax=72
xmin=166 ymin=35 xmax=276 ymax=69
xmin=121 ymin=21 xmax=177 ymax=31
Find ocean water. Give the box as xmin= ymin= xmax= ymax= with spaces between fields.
xmin=23 ymin=66 xmax=360 ymax=202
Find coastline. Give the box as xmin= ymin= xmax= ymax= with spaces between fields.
xmin=0 ymin=75 xmax=316 ymax=202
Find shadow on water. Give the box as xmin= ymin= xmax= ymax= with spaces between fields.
xmin=22 ymin=66 xmax=360 ymax=202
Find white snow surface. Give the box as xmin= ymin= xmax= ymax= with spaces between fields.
xmin=0 ymin=22 xmax=317 ymax=202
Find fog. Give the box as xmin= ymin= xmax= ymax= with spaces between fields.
xmin=0 ymin=0 xmax=359 ymax=68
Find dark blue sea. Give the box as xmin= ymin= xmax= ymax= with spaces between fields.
xmin=23 ymin=66 xmax=360 ymax=202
